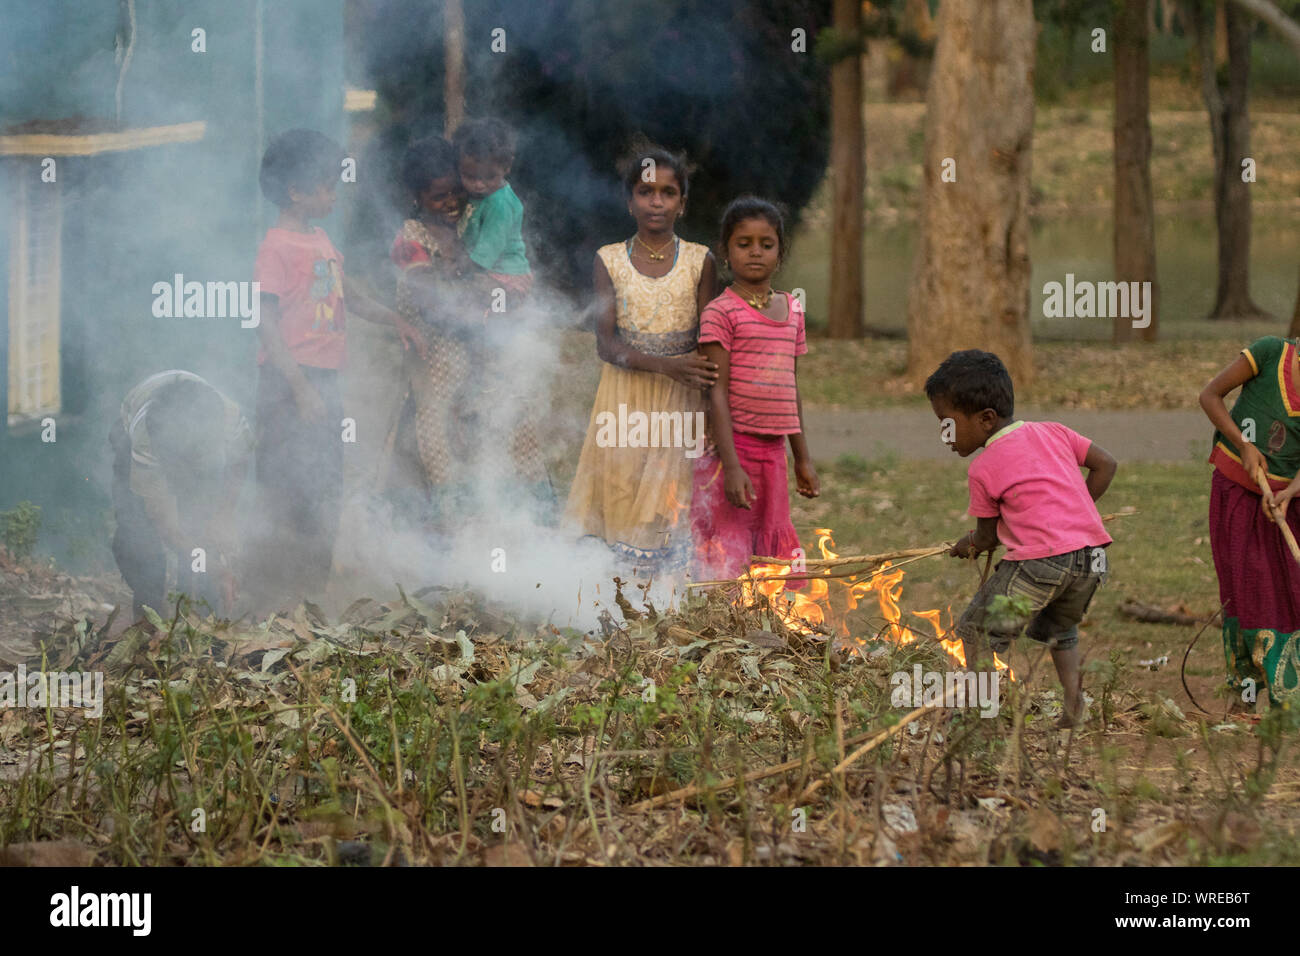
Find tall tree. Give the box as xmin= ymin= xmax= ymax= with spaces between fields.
xmin=1223 ymin=0 xmax=1300 ymax=333
xmin=906 ymin=0 xmax=1037 ymax=384
xmin=828 ymin=0 xmax=864 ymax=339
xmin=1188 ymin=0 xmax=1270 ymax=318
xmin=443 ymin=0 xmax=465 ymax=136
xmin=1114 ymin=0 xmax=1160 ymax=342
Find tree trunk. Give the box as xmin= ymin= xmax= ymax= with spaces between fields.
xmin=1114 ymin=0 xmax=1160 ymax=342
xmin=1216 ymin=0 xmax=1230 ymax=65
xmin=1192 ymin=0 xmax=1270 ymax=319
xmin=1161 ymin=0 xmax=1178 ymax=34
xmin=1227 ymin=0 xmax=1300 ymax=334
xmin=827 ymin=0 xmax=865 ymax=339
xmin=443 ymin=0 xmax=466 ymax=137
xmin=906 ymin=0 xmax=1036 ymax=385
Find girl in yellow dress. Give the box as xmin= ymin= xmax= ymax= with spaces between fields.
xmin=565 ymin=144 xmax=718 ymax=574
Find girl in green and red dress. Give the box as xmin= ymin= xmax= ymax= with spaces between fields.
xmin=1200 ymin=335 xmax=1300 ymax=711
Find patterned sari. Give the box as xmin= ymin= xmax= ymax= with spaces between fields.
xmin=382 ymin=218 xmax=552 ymax=521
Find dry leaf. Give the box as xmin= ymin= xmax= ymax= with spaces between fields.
xmin=483 ymin=842 xmax=532 ymax=867
xmin=1026 ymin=808 xmax=1063 ymax=854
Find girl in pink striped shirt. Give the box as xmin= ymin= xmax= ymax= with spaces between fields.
xmin=691 ymin=197 xmax=820 ymax=582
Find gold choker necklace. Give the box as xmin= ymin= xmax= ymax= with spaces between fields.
xmin=634 ymin=235 xmax=676 ymax=261
xmin=734 ymin=284 xmax=773 ymax=309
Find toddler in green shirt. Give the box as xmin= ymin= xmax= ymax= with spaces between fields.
xmin=454 ymin=117 xmax=532 ymax=302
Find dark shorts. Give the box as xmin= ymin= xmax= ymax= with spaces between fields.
xmin=955 ymin=546 xmax=1108 ymax=653
xmin=249 ymin=365 xmax=343 ymax=599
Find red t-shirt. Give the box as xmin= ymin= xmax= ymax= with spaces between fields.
xmin=698 ymin=288 xmax=807 ymax=435
xmin=253 ymin=226 xmax=346 ymax=369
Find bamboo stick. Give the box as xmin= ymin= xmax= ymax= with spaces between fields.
xmin=752 ymin=545 xmax=948 ymax=569
xmin=1252 ymin=466 xmax=1300 ymax=565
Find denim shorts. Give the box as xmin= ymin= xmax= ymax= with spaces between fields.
xmin=955 ymin=546 xmax=1108 ymax=653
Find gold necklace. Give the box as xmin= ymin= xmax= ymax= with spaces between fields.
xmin=634 ymin=234 xmax=676 ymax=261
xmin=733 ymin=282 xmax=773 ymax=309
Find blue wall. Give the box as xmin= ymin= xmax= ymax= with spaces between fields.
xmin=0 ymin=0 xmax=346 ymax=570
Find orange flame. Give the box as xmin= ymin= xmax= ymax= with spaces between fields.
xmin=730 ymin=529 xmax=1014 ymax=679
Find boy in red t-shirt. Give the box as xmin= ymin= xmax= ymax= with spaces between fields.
xmin=250 ymin=128 xmax=421 ymax=610
xmin=926 ymin=350 xmax=1117 ymax=728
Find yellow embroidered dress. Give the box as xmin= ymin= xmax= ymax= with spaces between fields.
xmin=564 ymin=238 xmax=708 ymax=570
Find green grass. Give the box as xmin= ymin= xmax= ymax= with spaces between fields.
xmin=794 ymin=337 xmax=1274 ymax=410
xmin=796 ymin=456 xmax=1215 ymax=667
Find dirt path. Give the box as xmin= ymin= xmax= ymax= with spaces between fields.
xmin=806 ymin=405 xmax=1210 ymax=463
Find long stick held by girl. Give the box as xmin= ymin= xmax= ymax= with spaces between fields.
xmin=1200 ymin=335 xmax=1300 ymax=712
xmin=691 ymin=197 xmax=819 ymax=583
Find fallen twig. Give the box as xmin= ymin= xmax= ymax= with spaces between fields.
xmin=1119 ymin=599 xmax=1201 ymax=626
xmin=797 ymin=706 xmax=939 ymax=802
xmin=628 ymin=710 xmax=934 ymax=812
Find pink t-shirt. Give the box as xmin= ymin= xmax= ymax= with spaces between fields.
xmin=698 ymin=288 xmax=807 ymax=436
xmin=967 ymin=420 xmax=1111 ymax=560
xmin=253 ymin=226 xmax=346 ymax=369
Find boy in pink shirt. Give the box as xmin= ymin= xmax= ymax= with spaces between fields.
xmin=926 ymin=350 xmax=1117 ymax=728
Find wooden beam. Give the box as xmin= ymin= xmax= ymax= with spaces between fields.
xmin=0 ymin=121 xmax=206 ymax=157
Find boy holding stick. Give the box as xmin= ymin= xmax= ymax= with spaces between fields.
xmin=926 ymin=350 xmax=1117 ymax=728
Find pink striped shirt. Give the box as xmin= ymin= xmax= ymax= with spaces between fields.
xmin=699 ymin=288 xmax=807 ymax=436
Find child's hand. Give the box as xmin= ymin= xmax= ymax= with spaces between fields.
xmin=1242 ymin=443 xmax=1268 ymax=486
xmin=394 ymin=314 xmax=428 ymax=359
xmin=664 ymin=352 xmax=719 ymax=389
xmin=1272 ymin=486 xmax=1295 ymax=522
xmin=795 ymin=459 xmax=820 ymax=498
xmin=949 ymin=532 xmax=975 ymax=559
xmin=294 ymin=382 xmax=327 ymax=424
xmin=724 ymin=464 xmax=755 ymax=510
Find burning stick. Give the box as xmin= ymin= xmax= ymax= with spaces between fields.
xmin=687 ymin=512 xmax=1136 ymax=590
xmin=1252 ymin=465 xmax=1300 ymax=566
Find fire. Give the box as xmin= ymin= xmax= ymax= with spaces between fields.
xmin=731 ymin=528 xmax=1013 ymax=678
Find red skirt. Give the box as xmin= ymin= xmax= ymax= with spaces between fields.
xmin=1209 ymin=467 xmax=1300 ymax=702
xmin=690 ymin=431 xmax=803 ymax=584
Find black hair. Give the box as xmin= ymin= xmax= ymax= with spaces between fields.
xmin=401 ymin=135 xmax=459 ymax=200
xmin=259 ymin=128 xmax=345 ymax=208
xmin=719 ymin=196 xmax=787 ymax=262
xmin=617 ymin=138 xmax=691 ymax=198
xmin=146 ymin=380 xmax=227 ymax=479
xmin=924 ymin=350 xmax=1015 ymax=418
xmin=453 ymin=117 xmax=515 ymax=167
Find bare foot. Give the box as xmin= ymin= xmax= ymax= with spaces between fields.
xmin=1056 ymin=699 xmax=1085 ymax=729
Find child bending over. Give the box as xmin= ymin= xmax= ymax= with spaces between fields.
xmin=926 ymin=350 xmax=1116 ymax=728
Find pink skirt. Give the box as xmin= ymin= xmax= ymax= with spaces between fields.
xmin=690 ymin=431 xmax=803 ymax=584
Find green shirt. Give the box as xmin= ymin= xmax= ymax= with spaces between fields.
xmin=1212 ymin=336 xmax=1300 ymax=482
xmin=460 ymin=182 xmax=530 ymax=275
